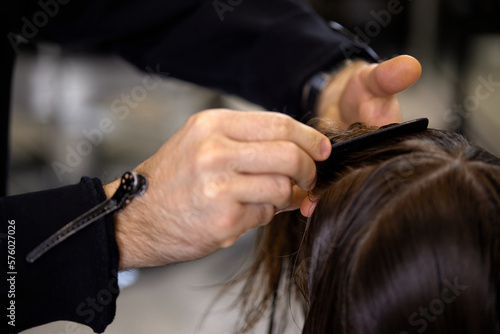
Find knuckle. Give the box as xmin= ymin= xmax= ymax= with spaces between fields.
xmin=272 ymin=115 xmax=292 ymax=137
xmin=213 ymin=209 xmax=239 ymax=234
xmin=273 ymin=176 xmax=292 ymax=204
xmin=185 ymin=109 xmax=221 ymax=132
xmin=310 ymin=131 xmax=324 ymax=154
xmin=220 ymin=237 xmax=238 ymax=249
xmin=185 ymin=111 xmax=204 ymax=129
xmin=282 ymin=142 xmax=302 ymax=170
xmin=214 ymin=216 xmax=233 ymax=232
xmin=193 ymin=138 xmax=228 ymax=171
xmin=256 ymin=204 xmax=275 ymax=226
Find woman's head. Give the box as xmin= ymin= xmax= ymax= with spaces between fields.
xmin=235 ymin=122 xmax=500 ymax=334
xmin=301 ymin=122 xmax=500 ymax=333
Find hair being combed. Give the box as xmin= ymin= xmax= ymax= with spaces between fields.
xmin=232 ymin=122 xmax=500 ymax=333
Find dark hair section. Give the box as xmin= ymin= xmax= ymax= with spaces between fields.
xmin=231 ymin=121 xmax=500 ymax=334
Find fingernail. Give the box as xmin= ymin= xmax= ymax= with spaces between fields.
xmin=321 ymin=139 xmax=331 ymax=158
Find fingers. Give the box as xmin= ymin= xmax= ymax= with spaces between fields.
xmin=300 ymin=194 xmax=318 ymax=217
xmin=188 ymin=110 xmax=331 ymax=191
xmin=363 ymin=55 xmax=422 ymax=97
xmin=205 ymin=110 xmax=331 ymax=162
xmin=275 ymin=185 xmax=308 ymax=214
xmin=219 ymin=203 xmax=275 ymax=248
xmin=231 ymin=174 xmax=293 ymax=209
xmin=231 ymin=140 xmax=317 ymax=190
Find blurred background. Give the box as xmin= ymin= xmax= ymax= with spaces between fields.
xmin=12 ymin=0 xmax=499 ymax=333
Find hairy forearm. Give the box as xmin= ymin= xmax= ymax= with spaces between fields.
xmin=103 ymin=175 xmax=153 ymax=271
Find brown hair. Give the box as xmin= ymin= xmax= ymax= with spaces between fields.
xmin=233 ymin=122 xmax=500 ymax=333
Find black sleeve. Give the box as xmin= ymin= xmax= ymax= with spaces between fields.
xmin=1 ymin=177 xmax=120 ymax=334
xmin=14 ymin=0 xmax=370 ymax=120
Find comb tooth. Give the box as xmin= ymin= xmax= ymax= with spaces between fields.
xmin=315 ymin=118 xmax=429 ymax=175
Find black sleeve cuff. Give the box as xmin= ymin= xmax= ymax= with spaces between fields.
xmin=1 ymin=177 xmax=120 ymax=333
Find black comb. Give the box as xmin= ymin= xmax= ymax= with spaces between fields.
xmin=316 ymin=118 xmax=429 ymax=175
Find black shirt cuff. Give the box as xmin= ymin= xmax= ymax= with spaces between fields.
xmin=2 ymin=177 xmax=120 ymax=333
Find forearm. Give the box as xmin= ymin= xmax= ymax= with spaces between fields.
xmin=1 ymin=178 xmax=119 ymax=333
xmin=26 ymin=0 xmax=369 ymax=120
xmin=103 ymin=177 xmax=147 ymax=271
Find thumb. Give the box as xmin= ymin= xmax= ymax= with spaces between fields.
xmin=364 ymin=55 xmax=422 ymax=97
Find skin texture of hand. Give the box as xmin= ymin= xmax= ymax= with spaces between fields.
xmin=296 ymin=55 xmax=423 ymax=217
xmin=316 ymin=55 xmax=422 ymax=128
xmin=104 ymin=109 xmax=331 ymax=270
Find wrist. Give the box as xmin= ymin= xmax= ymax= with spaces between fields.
xmin=103 ymin=178 xmax=120 ymax=200
xmin=316 ymin=60 xmax=371 ymax=125
xmin=301 ymin=60 xmax=351 ymax=120
xmin=103 ymin=175 xmax=146 ymax=271
xmin=300 ymin=21 xmax=380 ymax=123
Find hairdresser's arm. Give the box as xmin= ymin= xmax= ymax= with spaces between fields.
xmin=30 ymin=0 xmax=421 ymax=124
xmin=31 ymin=0 xmax=382 ymax=120
xmin=103 ymin=110 xmax=331 ymax=269
xmin=316 ymin=56 xmax=422 ymax=128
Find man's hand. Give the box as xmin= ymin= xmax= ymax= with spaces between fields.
xmin=104 ymin=109 xmax=331 ymax=270
xmin=296 ymin=55 xmax=422 ymax=217
xmin=317 ymin=55 xmax=422 ymax=128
